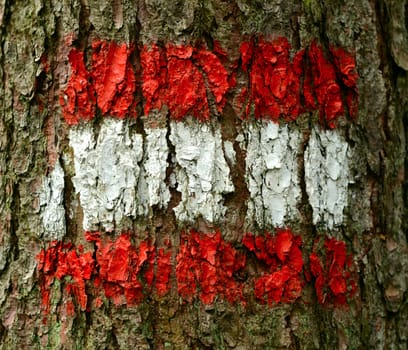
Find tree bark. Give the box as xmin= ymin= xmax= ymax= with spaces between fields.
xmin=0 ymin=0 xmax=407 ymax=349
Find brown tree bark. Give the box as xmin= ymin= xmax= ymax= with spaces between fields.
xmin=0 ymin=0 xmax=407 ymax=349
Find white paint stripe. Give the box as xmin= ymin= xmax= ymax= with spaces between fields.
xmin=39 ymin=161 xmax=66 ymax=240
xmin=169 ymin=120 xmax=234 ymax=223
xmin=243 ymin=121 xmax=301 ymax=228
xmin=67 ymin=118 xmax=351 ymax=230
xmin=69 ymin=119 xmax=143 ymax=231
xmin=137 ymin=127 xmax=170 ymax=216
xmin=304 ymin=127 xmax=350 ymax=229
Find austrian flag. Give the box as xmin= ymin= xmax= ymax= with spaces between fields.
xmin=37 ymin=35 xmax=359 ymax=315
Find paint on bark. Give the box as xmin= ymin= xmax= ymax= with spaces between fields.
xmin=238 ymin=36 xmax=303 ymax=122
xmin=305 ymin=42 xmax=345 ymax=128
xmin=236 ymin=37 xmax=358 ymax=128
xmin=88 ymin=232 xmax=156 ymax=306
xmin=137 ymin=126 xmax=170 ymax=216
xmin=39 ymin=161 xmax=66 ymax=240
xmin=69 ymin=119 xmax=143 ymax=231
xmin=36 ymin=241 xmax=94 ymax=316
xmin=36 ymin=232 xmax=173 ymax=315
xmin=308 ymin=236 xmax=358 ymax=306
xmin=176 ymin=229 xmax=246 ymax=304
xmin=60 ymin=49 xmax=96 ymax=125
xmin=169 ymin=120 xmax=234 ymax=223
xmin=141 ymin=43 xmax=230 ymax=121
xmin=304 ymin=127 xmax=350 ymax=229
xmin=243 ymin=229 xmax=303 ymax=305
xmin=37 ymin=227 xmax=359 ymax=318
xmin=91 ymin=40 xmax=137 ymax=118
xmin=243 ymin=121 xmax=301 ymax=228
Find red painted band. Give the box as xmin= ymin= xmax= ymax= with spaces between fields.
xmin=37 ymin=229 xmax=358 ymax=319
xmin=60 ymin=37 xmax=358 ymax=128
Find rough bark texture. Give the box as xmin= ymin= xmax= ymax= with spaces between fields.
xmin=0 ymin=0 xmax=407 ymax=349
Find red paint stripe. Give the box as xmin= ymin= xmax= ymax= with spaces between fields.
xmin=141 ymin=43 xmax=230 ymax=121
xmin=243 ymin=230 xmax=303 ymax=305
xmin=238 ymin=37 xmax=303 ymax=122
xmin=308 ymin=236 xmax=358 ymax=306
xmin=176 ymin=230 xmax=246 ymax=304
xmin=36 ymin=229 xmax=358 ymax=318
xmin=60 ymin=37 xmax=358 ymax=128
xmin=59 ymin=49 xmax=96 ymax=125
xmin=91 ymin=40 xmax=136 ymax=118
xmin=36 ymin=241 xmax=94 ymax=315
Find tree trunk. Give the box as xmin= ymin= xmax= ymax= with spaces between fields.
xmin=0 ymin=0 xmax=407 ymax=349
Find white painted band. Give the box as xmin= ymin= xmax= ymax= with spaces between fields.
xmin=40 ymin=120 xmax=351 ymax=233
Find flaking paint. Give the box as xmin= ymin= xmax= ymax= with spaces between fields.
xmin=37 ymin=228 xmax=358 ymax=316
xmin=309 ymin=236 xmax=358 ymax=306
xmin=137 ymin=126 xmax=170 ymax=216
xmin=238 ymin=37 xmax=303 ymax=122
xmin=141 ymin=43 xmax=230 ymax=121
xmin=60 ymin=49 xmax=96 ymax=125
xmin=304 ymin=127 xmax=350 ymax=229
xmin=39 ymin=161 xmax=66 ymax=240
xmin=243 ymin=229 xmax=303 ymax=305
xmin=169 ymin=120 xmax=234 ymax=223
xmin=91 ymin=40 xmax=136 ymax=118
xmin=176 ymin=230 xmax=245 ymax=304
xmin=69 ymin=119 xmax=143 ymax=230
xmin=243 ymin=121 xmax=301 ymax=228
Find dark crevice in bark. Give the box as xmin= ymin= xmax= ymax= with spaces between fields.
xmin=219 ymin=103 xmax=249 ymax=240
xmin=371 ymin=0 xmax=389 ymax=234
xmin=131 ymin=30 xmax=142 ymax=117
xmin=290 ymin=1 xmax=302 ymax=51
xmin=77 ymin=0 xmax=92 ymax=50
xmin=403 ymin=109 xmax=408 ymax=240
xmin=0 ymin=0 xmax=10 ymax=127
xmin=62 ymin=159 xmax=77 ymax=240
xmin=192 ymin=4 xmax=217 ymax=41
xmin=0 ymin=322 xmax=5 ymax=346
xmin=295 ymin=118 xmax=317 ymax=252
xmin=376 ymin=1 xmax=407 ymax=243
xmin=83 ymin=283 xmax=94 ymax=339
xmin=111 ymin=328 xmax=121 ymax=349
xmin=317 ymin=2 xmax=330 ymax=47
xmin=0 ymin=0 xmax=11 ymax=35
xmin=9 ymin=183 xmax=19 ymax=264
xmin=164 ymin=123 xmax=182 ymax=219
xmin=139 ymin=304 xmax=154 ymax=348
